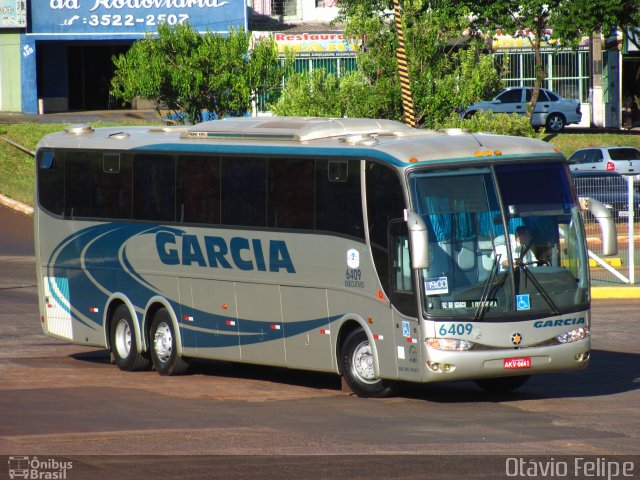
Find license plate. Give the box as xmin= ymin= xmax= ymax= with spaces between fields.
xmin=503 ymin=357 xmax=532 ymax=369
xmin=618 ymin=211 xmax=629 ymax=217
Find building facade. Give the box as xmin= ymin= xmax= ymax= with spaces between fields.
xmin=2 ymin=0 xmax=247 ymax=114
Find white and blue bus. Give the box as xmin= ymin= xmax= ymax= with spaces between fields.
xmin=34 ymin=117 xmax=616 ymax=397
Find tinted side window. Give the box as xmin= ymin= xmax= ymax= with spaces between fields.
xmin=499 ymin=89 xmax=522 ymax=103
xmin=568 ymin=151 xmax=586 ymax=164
xmin=95 ymin=153 xmax=132 ymax=219
xmin=177 ymin=155 xmax=221 ymax=224
xmin=538 ymin=90 xmax=550 ymax=102
xmin=585 ymin=150 xmax=603 ymax=163
xmin=65 ymin=151 xmax=100 ymax=218
xmin=38 ymin=150 xmax=65 ymax=216
xmin=366 ymin=162 xmax=405 ymax=293
xmin=268 ymin=158 xmax=315 ymax=229
xmin=221 ymin=157 xmax=267 ymax=227
xmin=316 ymin=159 xmax=364 ymax=239
xmin=609 ymin=148 xmax=640 ymax=160
xmin=133 ymin=154 xmax=176 ymax=222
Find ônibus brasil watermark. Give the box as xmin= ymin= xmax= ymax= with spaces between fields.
xmin=8 ymin=456 xmax=73 ymax=479
xmin=506 ymin=457 xmax=636 ymax=479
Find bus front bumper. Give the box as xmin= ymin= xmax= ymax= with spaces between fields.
xmin=420 ymin=338 xmax=591 ymax=382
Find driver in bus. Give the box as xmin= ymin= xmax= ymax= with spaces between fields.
xmin=495 ymin=225 xmax=537 ymax=270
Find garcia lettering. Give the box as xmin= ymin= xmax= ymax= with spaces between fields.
xmin=156 ymin=232 xmax=295 ymax=273
xmin=533 ymin=317 xmax=585 ymax=328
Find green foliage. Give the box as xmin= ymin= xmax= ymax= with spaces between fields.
xmin=413 ymin=46 xmax=504 ymax=128
xmin=340 ymin=71 xmax=402 ymax=119
xmin=337 ymin=0 xmax=638 ymax=126
xmin=111 ymin=24 xmax=284 ymax=124
xmin=270 ymin=69 xmax=342 ymax=117
xmin=336 ymin=0 xmax=503 ymax=128
xmin=459 ymin=0 xmax=639 ymax=114
xmin=270 ymin=69 xmax=403 ymax=120
xmin=437 ymin=110 xmax=539 ymax=138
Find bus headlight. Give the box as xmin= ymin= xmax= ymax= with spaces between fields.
xmin=556 ymin=327 xmax=590 ymax=344
xmin=427 ymin=338 xmax=474 ymax=351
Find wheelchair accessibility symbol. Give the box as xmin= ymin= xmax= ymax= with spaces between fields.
xmin=516 ymin=294 xmax=531 ymax=311
xmin=402 ymin=321 xmax=411 ymax=337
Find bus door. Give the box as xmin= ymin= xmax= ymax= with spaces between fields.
xmin=236 ymin=283 xmax=286 ymax=366
xmin=389 ymin=221 xmax=422 ymax=380
xmin=182 ymin=278 xmax=241 ymax=361
xmin=281 ymin=286 xmax=333 ymax=371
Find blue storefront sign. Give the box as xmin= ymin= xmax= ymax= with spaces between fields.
xmin=21 ymin=0 xmax=246 ymax=114
xmin=29 ymin=0 xmax=246 ymax=36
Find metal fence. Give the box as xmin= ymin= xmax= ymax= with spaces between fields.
xmin=495 ymin=49 xmax=590 ymax=103
xmin=256 ymin=57 xmax=358 ymax=113
xmin=575 ymin=175 xmax=639 ymax=285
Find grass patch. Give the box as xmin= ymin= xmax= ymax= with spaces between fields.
xmin=0 ymin=124 xmax=68 ymax=205
xmin=545 ymin=132 xmax=640 ymax=158
xmin=1 ymin=121 xmax=639 ymax=208
xmin=0 ymin=121 xmax=153 ymax=206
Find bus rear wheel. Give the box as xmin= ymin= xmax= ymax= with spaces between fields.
xmin=340 ymin=329 xmax=394 ymax=398
xmin=110 ymin=304 xmax=151 ymax=371
xmin=150 ymin=308 xmax=189 ymax=376
xmin=475 ymin=375 xmax=530 ymax=393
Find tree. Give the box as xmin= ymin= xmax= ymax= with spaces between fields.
xmin=337 ymin=0 xmax=404 ymax=121
xmin=270 ymin=69 xmax=342 ymax=117
xmin=336 ymin=0 xmax=503 ymax=127
xmin=464 ymin=0 xmax=640 ymax=118
xmin=111 ymin=24 xmax=284 ymax=124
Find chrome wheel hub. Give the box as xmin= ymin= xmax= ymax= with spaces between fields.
xmin=154 ymin=322 xmax=172 ymax=363
xmin=114 ymin=319 xmax=132 ymax=358
xmin=351 ymin=340 xmax=376 ymax=384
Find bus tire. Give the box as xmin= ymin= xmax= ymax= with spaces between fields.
xmin=110 ymin=304 xmax=151 ymax=372
xmin=149 ymin=308 xmax=189 ymax=376
xmin=340 ymin=328 xmax=394 ymax=398
xmin=474 ymin=375 xmax=530 ymax=393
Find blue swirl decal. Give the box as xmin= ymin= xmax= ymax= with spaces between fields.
xmin=47 ymin=223 xmax=338 ymax=349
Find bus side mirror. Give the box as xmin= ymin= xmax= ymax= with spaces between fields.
xmin=579 ymin=197 xmax=618 ymax=256
xmin=404 ymin=209 xmax=429 ymax=270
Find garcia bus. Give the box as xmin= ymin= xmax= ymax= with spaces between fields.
xmin=34 ymin=117 xmax=616 ymax=397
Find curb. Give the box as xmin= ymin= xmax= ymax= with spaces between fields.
xmin=591 ymin=286 xmax=640 ymax=299
xmin=0 ymin=194 xmax=33 ymax=216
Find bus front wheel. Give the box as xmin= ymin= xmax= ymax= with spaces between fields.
xmin=475 ymin=375 xmax=530 ymax=393
xmin=340 ymin=328 xmax=394 ymax=398
xmin=110 ymin=304 xmax=151 ymax=371
xmin=149 ymin=308 xmax=189 ymax=376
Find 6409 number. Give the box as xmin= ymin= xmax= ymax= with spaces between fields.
xmin=438 ymin=323 xmax=473 ymax=336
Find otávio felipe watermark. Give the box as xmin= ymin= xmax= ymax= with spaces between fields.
xmin=506 ymin=457 xmax=636 ymax=479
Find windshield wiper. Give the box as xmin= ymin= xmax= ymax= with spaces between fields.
xmin=474 ymin=253 xmax=500 ymax=321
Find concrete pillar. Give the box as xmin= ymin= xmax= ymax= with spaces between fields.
xmin=590 ymin=33 xmax=604 ymax=128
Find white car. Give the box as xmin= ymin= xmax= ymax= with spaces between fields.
xmin=568 ymin=146 xmax=640 ymax=175
xmin=461 ymin=87 xmax=582 ymax=132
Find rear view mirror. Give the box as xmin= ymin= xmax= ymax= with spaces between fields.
xmin=404 ymin=210 xmax=429 ymax=269
xmin=579 ymin=197 xmax=618 ymax=256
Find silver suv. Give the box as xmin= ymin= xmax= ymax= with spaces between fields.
xmin=461 ymin=87 xmax=582 ymax=132
xmin=568 ymin=146 xmax=640 ymax=175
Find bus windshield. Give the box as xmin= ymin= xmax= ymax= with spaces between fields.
xmin=409 ymin=162 xmax=589 ymax=320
